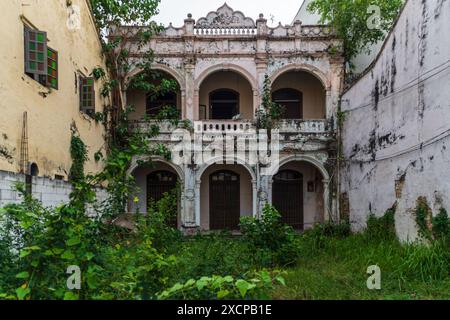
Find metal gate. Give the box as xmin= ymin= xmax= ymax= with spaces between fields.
xmin=272 ymin=170 xmax=304 ymax=230
xmin=147 ymin=171 xmax=178 ymax=227
xmin=209 ymin=170 xmax=240 ymax=230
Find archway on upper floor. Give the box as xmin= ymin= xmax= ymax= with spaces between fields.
xmin=269 ymin=156 xmax=330 ymax=230
xmin=198 ymin=163 xmax=255 ymax=231
xmin=126 ymin=69 xmax=182 ymax=121
xmin=197 ymin=70 xmax=255 ymax=120
xmin=271 ymin=70 xmax=326 ymax=120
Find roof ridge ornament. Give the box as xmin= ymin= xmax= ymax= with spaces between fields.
xmin=196 ymin=3 xmax=256 ymax=28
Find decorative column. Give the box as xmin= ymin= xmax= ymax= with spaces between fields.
xmin=180 ymin=166 xmax=197 ymax=228
xmin=255 ymin=14 xmax=268 ymax=98
xmin=183 ymin=13 xmax=196 ymax=122
xmin=323 ymin=179 xmax=331 ymax=222
xmin=293 ymin=20 xmax=302 ymax=51
xmin=252 ymin=179 xmax=258 ymax=218
xmin=194 ymin=179 xmax=201 ymax=227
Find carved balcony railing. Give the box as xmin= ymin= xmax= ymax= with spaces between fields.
xmin=130 ymin=119 xmax=331 ymax=136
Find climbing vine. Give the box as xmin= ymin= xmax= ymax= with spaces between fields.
xmin=256 ymin=75 xmax=284 ymax=134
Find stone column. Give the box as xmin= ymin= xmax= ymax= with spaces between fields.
xmin=252 ymin=179 xmax=258 ymax=218
xmin=194 ymin=179 xmax=201 ymax=227
xmin=181 ymin=166 xmax=197 ymax=228
xmin=323 ymin=179 xmax=331 ymax=222
xmin=183 ymin=14 xmax=196 ymax=122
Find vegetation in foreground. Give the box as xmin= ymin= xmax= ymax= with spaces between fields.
xmin=1 ymin=187 xmax=448 ymax=300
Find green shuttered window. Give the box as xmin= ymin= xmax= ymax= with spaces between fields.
xmin=24 ymin=27 xmax=47 ymax=76
xmin=24 ymin=26 xmax=59 ymax=90
xmin=80 ymin=76 xmax=95 ymax=116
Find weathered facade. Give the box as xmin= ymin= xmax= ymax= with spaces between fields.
xmin=0 ymin=0 xmax=108 ymax=206
xmin=341 ymin=0 xmax=450 ymax=242
xmin=122 ymin=4 xmax=345 ymax=231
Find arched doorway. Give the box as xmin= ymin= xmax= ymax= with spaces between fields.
xmin=209 ymin=89 xmax=239 ymax=119
xmin=272 ymin=88 xmax=303 ymax=119
xmin=272 ymin=170 xmax=304 ymax=229
xmin=209 ymin=170 xmax=240 ymax=230
xmin=147 ymin=170 xmax=178 ymax=227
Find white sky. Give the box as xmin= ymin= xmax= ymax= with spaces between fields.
xmin=154 ymin=0 xmax=305 ymax=27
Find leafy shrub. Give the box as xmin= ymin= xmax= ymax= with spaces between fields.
xmin=165 ymin=233 xmax=258 ymax=284
xmin=432 ymin=208 xmax=449 ymax=241
xmin=300 ymin=221 xmax=351 ymax=253
xmin=157 ymin=270 xmax=285 ymax=300
xmin=365 ymin=207 xmax=396 ymax=241
xmin=0 ymin=186 xmax=176 ymax=300
xmin=239 ymin=204 xmax=298 ymax=267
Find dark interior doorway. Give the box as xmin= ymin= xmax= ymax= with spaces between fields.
xmin=147 ymin=171 xmax=178 ymax=227
xmin=272 ymin=170 xmax=304 ymax=230
xmin=209 ymin=89 xmax=239 ymax=120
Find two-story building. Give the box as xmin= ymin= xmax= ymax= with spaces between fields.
xmin=122 ymin=4 xmax=344 ymax=232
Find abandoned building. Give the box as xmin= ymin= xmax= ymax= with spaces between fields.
xmin=0 ymin=0 xmax=448 ymax=241
xmin=121 ymin=3 xmax=344 ymax=231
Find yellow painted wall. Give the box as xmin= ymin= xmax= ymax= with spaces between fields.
xmin=0 ymin=0 xmax=108 ymax=179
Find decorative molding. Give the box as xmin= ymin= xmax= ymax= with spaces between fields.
xmin=196 ymin=3 xmax=255 ymax=28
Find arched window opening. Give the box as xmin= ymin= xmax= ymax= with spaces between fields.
xmin=209 ymin=89 xmax=239 ymax=120
xmin=272 ymin=88 xmax=303 ymax=119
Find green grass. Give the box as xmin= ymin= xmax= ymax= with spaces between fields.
xmin=164 ymin=231 xmax=449 ymax=300
xmin=271 ymin=234 xmax=450 ymax=300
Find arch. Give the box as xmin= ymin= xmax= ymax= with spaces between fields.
xmin=127 ymin=64 xmax=186 ymax=92
xmin=267 ymin=154 xmax=330 ymax=181
xmin=195 ymin=63 xmax=258 ymax=92
xmin=128 ymin=156 xmax=185 ymax=182
xmin=196 ymin=156 xmax=257 ymax=183
xmin=29 ymin=162 xmax=39 ymax=176
xmin=269 ymin=63 xmax=330 ymax=90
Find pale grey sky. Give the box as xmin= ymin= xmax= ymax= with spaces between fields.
xmin=154 ymin=0 xmax=305 ymax=27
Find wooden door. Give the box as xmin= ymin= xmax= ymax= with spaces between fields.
xmin=272 ymin=170 xmax=304 ymax=230
xmin=209 ymin=170 xmax=240 ymax=230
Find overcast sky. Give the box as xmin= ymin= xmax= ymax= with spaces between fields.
xmin=154 ymin=0 xmax=305 ymax=27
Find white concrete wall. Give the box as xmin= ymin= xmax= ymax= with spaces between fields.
xmin=341 ymin=0 xmax=450 ymax=242
xmin=0 ymin=170 xmax=107 ymax=209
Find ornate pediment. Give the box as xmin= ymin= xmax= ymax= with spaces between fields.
xmin=196 ymin=3 xmax=255 ymax=28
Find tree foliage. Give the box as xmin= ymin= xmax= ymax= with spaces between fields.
xmin=308 ymin=0 xmax=404 ymax=63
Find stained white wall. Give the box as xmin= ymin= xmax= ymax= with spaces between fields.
xmin=341 ymin=0 xmax=450 ymax=242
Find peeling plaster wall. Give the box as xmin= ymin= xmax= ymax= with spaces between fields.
xmin=341 ymin=0 xmax=450 ymax=242
xmin=0 ymin=0 xmax=107 ymax=180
